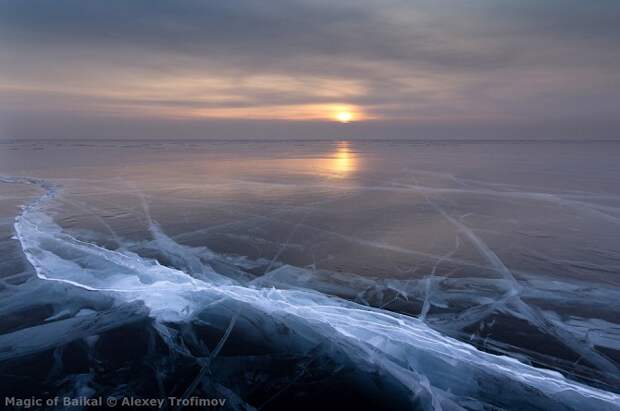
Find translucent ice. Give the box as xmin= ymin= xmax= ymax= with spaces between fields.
xmin=3 ymin=176 xmax=619 ymax=411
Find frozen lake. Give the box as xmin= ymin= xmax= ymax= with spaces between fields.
xmin=1 ymin=140 xmax=619 ymax=410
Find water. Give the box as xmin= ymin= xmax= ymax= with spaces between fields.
xmin=0 ymin=140 xmax=619 ymax=410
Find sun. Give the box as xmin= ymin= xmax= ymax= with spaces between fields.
xmin=336 ymin=111 xmax=353 ymax=123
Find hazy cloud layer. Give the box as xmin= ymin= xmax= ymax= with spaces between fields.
xmin=1 ymin=0 xmax=619 ymax=139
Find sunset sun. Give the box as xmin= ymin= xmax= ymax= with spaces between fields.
xmin=336 ymin=111 xmax=353 ymax=123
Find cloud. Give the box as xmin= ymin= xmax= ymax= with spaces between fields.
xmin=1 ymin=0 xmax=619 ymax=139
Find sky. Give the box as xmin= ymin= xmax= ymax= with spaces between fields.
xmin=1 ymin=0 xmax=619 ymax=140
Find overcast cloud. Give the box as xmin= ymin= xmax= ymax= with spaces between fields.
xmin=1 ymin=0 xmax=619 ymax=139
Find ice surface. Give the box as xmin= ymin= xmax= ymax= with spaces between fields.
xmin=1 ymin=141 xmax=620 ymax=410
xmin=1 ymin=175 xmax=618 ymax=410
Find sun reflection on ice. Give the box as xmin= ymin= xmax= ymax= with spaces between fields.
xmin=329 ymin=141 xmax=357 ymax=176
